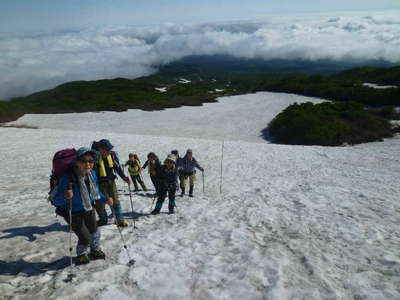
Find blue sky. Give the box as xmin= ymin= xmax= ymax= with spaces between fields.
xmin=1 ymin=1 xmax=399 ymax=99
xmin=1 ymin=0 xmax=399 ymax=34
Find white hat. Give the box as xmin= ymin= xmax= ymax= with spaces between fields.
xmin=165 ymin=154 xmax=176 ymax=164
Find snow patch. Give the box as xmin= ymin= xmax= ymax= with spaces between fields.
xmin=363 ymin=82 xmax=398 ymax=89
xmin=8 ymin=92 xmax=326 ymax=143
xmin=155 ymin=87 xmax=167 ymax=92
xmin=178 ymin=78 xmax=191 ymax=84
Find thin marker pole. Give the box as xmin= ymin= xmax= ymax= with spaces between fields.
xmin=219 ymin=141 xmax=224 ymax=195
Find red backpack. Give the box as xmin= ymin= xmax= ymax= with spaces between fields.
xmin=49 ymin=148 xmax=77 ymax=203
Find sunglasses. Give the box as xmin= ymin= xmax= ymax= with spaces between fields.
xmin=78 ymin=159 xmax=95 ymax=164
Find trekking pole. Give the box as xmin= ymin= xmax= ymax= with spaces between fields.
xmin=202 ymin=171 xmax=205 ymax=194
xmin=110 ymin=206 xmax=136 ymax=266
xmin=219 ymin=141 xmax=224 ymax=195
xmin=65 ymin=183 xmax=76 ymax=283
xmin=138 ymin=171 xmax=144 ymax=184
xmin=138 ymin=171 xmax=148 ymax=193
xmin=127 ymin=183 xmax=138 ymax=230
xmin=120 ymin=165 xmax=126 ymax=193
xmin=149 ymin=194 xmax=156 ymax=212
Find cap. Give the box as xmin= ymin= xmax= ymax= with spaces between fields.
xmin=98 ymin=139 xmax=114 ymax=151
xmin=76 ymin=147 xmax=96 ymax=159
xmin=186 ymin=148 xmax=192 ymax=154
xmin=171 ymin=149 xmax=179 ymax=155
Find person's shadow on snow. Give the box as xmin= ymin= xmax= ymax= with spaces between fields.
xmin=0 ymin=258 xmax=69 ymax=276
xmin=0 ymin=222 xmax=68 ymax=242
xmin=122 ymin=211 xmax=149 ymax=219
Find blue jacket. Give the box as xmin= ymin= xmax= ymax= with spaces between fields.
xmin=179 ymin=155 xmax=202 ymax=174
xmin=53 ymin=170 xmax=106 ymax=213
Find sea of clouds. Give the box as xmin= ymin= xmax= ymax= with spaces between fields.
xmin=0 ymin=10 xmax=399 ymax=100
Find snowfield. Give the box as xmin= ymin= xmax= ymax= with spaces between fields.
xmin=9 ymin=92 xmax=325 ymax=143
xmin=1 ymin=92 xmax=399 ymax=300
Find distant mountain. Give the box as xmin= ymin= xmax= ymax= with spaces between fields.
xmin=159 ymin=55 xmax=396 ymax=77
xmin=0 ymin=56 xmax=399 ymax=123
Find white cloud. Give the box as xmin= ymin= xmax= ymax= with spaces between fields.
xmin=0 ymin=10 xmax=399 ymax=100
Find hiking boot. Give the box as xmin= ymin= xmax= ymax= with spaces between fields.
xmin=117 ymin=219 xmax=129 ymax=227
xmin=97 ymin=219 xmax=108 ymax=226
xmin=189 ymin=194 xmax=194 ymax=197
xmin=168 ymin=208 xmax=175 ymax=214
xmin=180 ymin=187 xmax=185 ymax=197
xmin=151 ymin=209 xmax=160 ymax=215
xmin=90 ymin=249 xmax=106 ymax=260
xmin=134 ymin=189 xmax=140 ymax=192
xmin=77 ymin=254 xmax=90 ymax=265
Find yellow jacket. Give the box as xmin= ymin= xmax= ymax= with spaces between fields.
xmin=125 ymin=159 xmax=141 ymax=176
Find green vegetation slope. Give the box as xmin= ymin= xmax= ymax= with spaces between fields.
xmin=267 ymin=102 xmax=395 ymax=146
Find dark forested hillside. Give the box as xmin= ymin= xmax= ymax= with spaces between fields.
xmin=0 ymin=56 xmax=399 ymax=123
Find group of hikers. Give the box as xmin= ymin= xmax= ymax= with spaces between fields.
xmin=50 ymin=139 xmax=204 ymax=264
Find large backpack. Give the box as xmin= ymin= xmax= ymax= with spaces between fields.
xmin=48 ymin=148 xmax=77 ymax=205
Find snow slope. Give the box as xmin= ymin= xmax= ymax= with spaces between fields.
xmin=1 ymin=92 xmax=399 ymax=300
xmin=9 ymin=92 xmax=324 ymax=143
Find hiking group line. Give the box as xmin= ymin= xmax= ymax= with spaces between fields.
xmin=48 ymin=139 xmax=205 ymax=274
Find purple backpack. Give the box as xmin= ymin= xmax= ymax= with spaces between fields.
xmin=49 ymin=148 xmax=77 ymax=198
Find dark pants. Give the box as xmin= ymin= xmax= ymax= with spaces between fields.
xmin=130 ymin=174 xmax=147 ymax=191
xmin=150 ymin=175 xmax=160 ymax=194
xmin=154 ymin=185 xmax=176 ymax=212
xmin=63 ymin=209 xmax=97 ymax=246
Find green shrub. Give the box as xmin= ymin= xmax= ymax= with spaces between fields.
xmin=267 ymin=102 xmax=393 ymax=146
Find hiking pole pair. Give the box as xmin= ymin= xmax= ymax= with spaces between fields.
xmin=127 ymin=183 xmax=138 ymax=230
xmin=110 ymin=206 xmax=135 ymax=266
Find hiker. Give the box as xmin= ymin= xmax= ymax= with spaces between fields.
xmin=180 ymin=149 xmax=204 ymax=197
xmin=92 ymin=139 xmax=130 ymax=227
xmin=151 ymin=154 xmax=179 ymax=215
xmin=141 ymin=152 xmax=162 ymax=195
xmin=171 ymin=149 xmax=183 ymax=191
xmin=125 ymin=153 xmax=147 ymax=192
xmin=52 ymin=147 xmax=113 ymax=264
